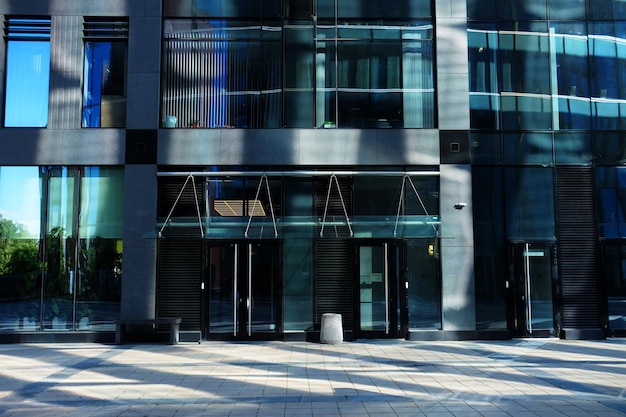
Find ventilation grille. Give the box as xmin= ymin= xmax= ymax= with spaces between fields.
xmin=157 ymin=239 xmax=202 ymax=331
xmin=83 ymin=17 xmax=129 ymax=39
xmin=5 ymin=17 xmax=51 ymax=40
xmin=315 ymin=240 xmax=353 ymax=331
xmin=556 ymin=166 xmax=601 ymax=331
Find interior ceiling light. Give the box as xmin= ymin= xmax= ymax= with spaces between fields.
xmin=214 ymin=200 xmax=266 ymax=217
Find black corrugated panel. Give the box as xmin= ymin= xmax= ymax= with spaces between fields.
xmin=157 ymin=239 xmax=202 ymax=331
xmin=315 ymin=240 xmax=353 ymax=331
xmin=556 ymin=166 xmax=601 ymax=331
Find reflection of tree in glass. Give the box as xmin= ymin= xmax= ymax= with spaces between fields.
xmin=0 ymin=216 xmax=41 ymax=318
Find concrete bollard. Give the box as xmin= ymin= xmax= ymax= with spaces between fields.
xmin=320 ymin=313 xmax=343 ymax=344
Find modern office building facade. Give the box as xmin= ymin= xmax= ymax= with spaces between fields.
xmin=0 ymin=0 xmax=624 ymax=343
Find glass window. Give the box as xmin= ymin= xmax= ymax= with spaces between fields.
xmin=4 ymin=18 xmax=51 ymax=127
xmin=82 ymin=19 xmax=129 ymax=128
xmin=552 ymin=22 xmax=591 ymax=130
xmin=0 ymin=167 xmax=42 ymax=331
xmin=284 ymin=22 xmax=314 ymax=128
xmin=0 ymin=166 xmax=123 ymax=332
xmin=164 ymin=0 xmax=280 ymax=18
xmin=505 ymin=167 xmax=555 ymax=239
xmin=162 ymin=19 xmax=282 ymax=128
xmin=503 ymin=133 xmax=553 ymax=165
xmin=499 ymin=22 xmax=552 ymax=130
xmin=588 ymin=21 xmax=626 ymax=130
xmin=593 ymin=132 xmax=626 ymax=165
xmin=468 ymin=23 xmax=500 ymax=129
xmin=317 ymin=0 xmax=431 ymax=18
xmin=499 ymin=0 xmax=547 ymax=20
xmin=407 ymin=238 xmax=441 ymax=329
xmin=554 ymin=132 xmax=592 ymax=164
xmin=596 ymin=167 xmax=626 ymax=238
xmin=589 ymin=0 xmax=626 ymax=20
xmin=601 ymin=245 xmax=626 ymax=332
xmin=470 ymin=133 xmax=502 ymax=164
xmin=318 ymin=21 xmax=434 ymax=128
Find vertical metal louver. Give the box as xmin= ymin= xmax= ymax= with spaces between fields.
xmin=157 ymin=239 xmax=202 ymax=331
xmin=556 ymin=166 xmax=602 ymax=335
xmin=83 ymin=17 xmax=128 ymax=40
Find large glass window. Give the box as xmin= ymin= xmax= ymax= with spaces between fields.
xmin=4 ymin=18 xmax=51 ymax=127
xmin=0 ymin=167 xmax=42 ymax=331
xmin=469 ymin=19 xmax=626 ymax=131
xmin=82 ymin=18 xmax=129 ymax=128
xmin=162 ymin=15 xmax=435 ymax=129
xmin=162 ymin=19 xmax=282 ymax=128
xmin=317 ymin=21 xmax=434 ymax=128
xmin=0 ymin=166 xmax=123 ymax=332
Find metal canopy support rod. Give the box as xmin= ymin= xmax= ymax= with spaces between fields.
xmin=393 ymin=174 xmax=439 ymax=238
xmin=158 ymin=174 xmax=204 ymax=238
xmin=244 ymin=174 xmax=278 ymax=238
xmin=320 ymin=174 xmax=353 ymax=238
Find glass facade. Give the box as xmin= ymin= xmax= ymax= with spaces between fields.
xmin=0 ymin=166 xmax=123 ymax=332
xmin=161 ymin=0 xmax=434 ymax=128
xmin=4 ymin=18 xmax=51 ymax=128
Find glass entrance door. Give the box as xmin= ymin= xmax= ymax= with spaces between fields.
xmin=355 ymin=241 xmax=407 ymax=338
xmin=508 ymin=242 xmax=557 ymax=337
xmin=204 ymin=241 xmax=281 ymax=340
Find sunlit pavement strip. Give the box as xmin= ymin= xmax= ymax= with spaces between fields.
xmin=0 ymin=339 xmax=624 ymax=416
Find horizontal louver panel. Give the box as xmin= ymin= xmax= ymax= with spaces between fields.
xmin=315 ymin=240 xmax=353 ymax=331
xmin=556 ymin=166 xmax=600 ymax=330
xmin=157 ymin=239 xmax=202 ymax=331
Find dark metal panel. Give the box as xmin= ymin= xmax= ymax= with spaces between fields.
xmin=156 ymin=239 xmax=202 ymax=331
xmin=556 ymin=166 xmax=602 ymax=333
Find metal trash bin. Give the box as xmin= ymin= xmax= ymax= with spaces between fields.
xmin=320 ymin=313 xmax=343 ymax=344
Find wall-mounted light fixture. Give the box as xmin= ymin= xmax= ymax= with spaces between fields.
xmin=454 ymin=202 xmax=467 ymax=210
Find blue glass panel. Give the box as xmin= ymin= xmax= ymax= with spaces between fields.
xmin=4 ymin=41 xmax=50 ymax=127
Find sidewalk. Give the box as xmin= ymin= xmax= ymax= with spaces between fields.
xmin=0 ymin=338 xmax=624 ymax=416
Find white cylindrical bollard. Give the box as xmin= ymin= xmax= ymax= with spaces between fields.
xmin=320 ymin=313 xmax=343 ymax=344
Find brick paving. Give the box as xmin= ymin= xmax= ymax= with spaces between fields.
xmin=0 ymin=338 xmax=624 ymax=416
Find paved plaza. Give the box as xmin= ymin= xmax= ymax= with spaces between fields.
xmin=0 ymin=338 xmax=624 ymax=416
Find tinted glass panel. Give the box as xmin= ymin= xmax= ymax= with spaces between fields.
xmin=505 ymin=167 xmax=555 ymax=239
xmin=554 ymin=132 xmax=592 ymax=164
xmin=407 ymin=239 xmax=441 ymax=329
xmin=596 ymin=167 xmax=626 ymax=238
xmin=83 ymin=42 xmax=128 ymax=127
xmin=602 ymin=245 xmax=626 ymax=331
xmin=593 ymin=132 xmax=626 ymax=165
xmin=164 ymin=0 xmax=280 ymax=18
xmin=503 ymin=133 xmax=553 ymax=165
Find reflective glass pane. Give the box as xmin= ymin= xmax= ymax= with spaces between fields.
xmin=499 ymin=22 xmax=552 ymax=130
xmin=554 ymin=132 xmax=592 ymax=164
xmin=162 ymin=20 xmax=282 ymax=128
xmin=593 ymin=132 xmax=626 ymax=165
xmin=284 ymin=23 xmax=314 ymax=127
xmin=0 ymin=167 xmax=42 ymax=331
xmin=505 ymin=167 xmax=555 ymax=239
xmin=468 ymin=24 xmax=500 ymax=129
xmin=83 ymin=42 xmax=128 ymax=127
xmin=4 ymin=40 xmax=50 ymax=127
xmin=470 ymin=133 xmax=502 ymax=164
xmin=499 ymin=0 xmax=547 ymax=20
xmin=589 ymin=0 xmax=626 ymax=19
xmin=80 ymin=167 xmax=124 ymax=238
xmin=552 ymin=23 xmax=591 ymax=130
xmin=407 ymin=238 xmax=441 ymax=329
xmin=602 ymin=245 xmax=626 ymax=331
xmin=596 ymin=167 xmax=626 ymax=238
xmin=503 ymin=133 xmax=553 ymax=165
xmin=548 ymin=0 xmax=586 ymax=20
